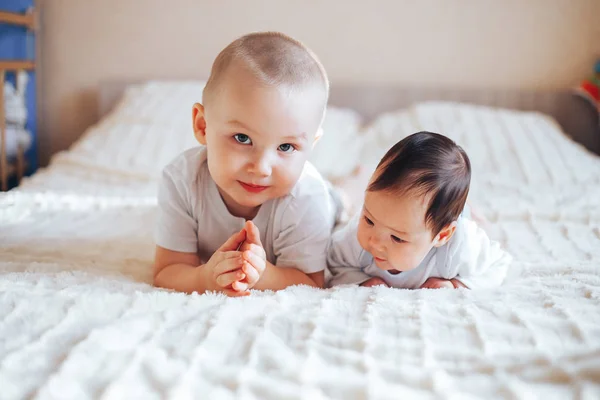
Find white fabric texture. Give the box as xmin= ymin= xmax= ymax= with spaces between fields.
xmin=327 ymin=213 xmax=513 ymax=289
xmin=156 ymin=146 xmax=336 ymax=273
xmin=1 ymin=95 xmax=600 ymax=399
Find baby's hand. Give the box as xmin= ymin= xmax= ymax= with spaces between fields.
xmin=361 ymin=277 xmax=389 ymax=287
xmin=203 ymin=229 xmax=249 ymax=296
xmin=236 ymin=220 xmax=267 ymax=290
xmin=420 ymin=277 xmax=455 ymax=289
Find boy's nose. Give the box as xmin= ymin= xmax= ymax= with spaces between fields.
xmin=249 ymin=154 xmax=272 ymax=177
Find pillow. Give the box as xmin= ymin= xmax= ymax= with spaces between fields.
xmin=56 ymin=81 xmax=366 ymax=182
xmin=54 ymin=81 xmax=204 ymax=178
xmin=360 ymin=101 xmax=600 ymax=186
xmin=107 ymin=80 xmax=206 ymax=127
xmin=309 ymin=107 xmax=364 ymax=181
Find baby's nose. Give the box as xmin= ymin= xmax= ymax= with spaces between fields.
xmin=368 ymin=235 xmax=384 ymax=252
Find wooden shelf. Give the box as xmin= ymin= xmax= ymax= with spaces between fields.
xmin=0 ymin=60 xmax=35 ymax=71
xmin=0 ymin=10 xmax=35 ymax=30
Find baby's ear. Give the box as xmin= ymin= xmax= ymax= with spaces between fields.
xmin=312 ymin=127 xmax=324 ymax=147
xmin=192 ymin=103 xmax=207 ymax=145
xmin=433 ymin=221 xmax=457 ymax=247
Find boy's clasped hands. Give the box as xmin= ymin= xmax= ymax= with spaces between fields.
xmin=204 ymin=221 xmax=266 ymax=296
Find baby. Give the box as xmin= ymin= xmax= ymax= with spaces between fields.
xmin=153 ymin=32 xmax=337 ymax=296
xmin=327 ymin=131 xmax=512 ymax=289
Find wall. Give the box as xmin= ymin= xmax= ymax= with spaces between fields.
xmin=38 ymin=0 xmax=600 ymax=165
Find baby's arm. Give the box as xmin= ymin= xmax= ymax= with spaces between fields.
xmin=361 ymin=277 xmax=389 ymax=287
xmin=420 ymin=277 xmax=465 ymax=289
xmin=450 ymin=219 xmax=512 ymax=289
xmin=327 ymin=215 xmax=373 ymax=287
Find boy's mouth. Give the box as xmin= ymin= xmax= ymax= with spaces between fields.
xmin=238 ymin=181 xmax=269 ymax=193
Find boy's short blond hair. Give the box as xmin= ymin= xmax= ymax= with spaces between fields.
xmin=203 ymin=32 xmax=329 ymax=106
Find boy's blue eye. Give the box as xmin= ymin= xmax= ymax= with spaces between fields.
xmin=364 ymin=216 xmax=374 ymax=226
xmin=234 ymin=134 xmax=252 ymax=145
xmin=278 ymin=143 xmax=295 ymax=153
xmin=391 ymin=235 xmax=405 ymax=244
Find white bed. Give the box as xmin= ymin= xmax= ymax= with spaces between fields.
xmin=1 ymin=81 xmax=599 ymax=400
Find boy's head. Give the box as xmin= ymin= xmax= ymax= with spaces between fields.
xmin=357 ymin=131 xmax=471 ymax=273
xmin=192 ymin=32 xmax=329 ymax=218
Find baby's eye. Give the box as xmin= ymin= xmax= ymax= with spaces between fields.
xmin=233 ymin=134 xmax=252 ymax=145
xmin=278 ymin=143 xmax=295 ymax=153
xmin=391 ymin=235 xmax=406 ymax=244
xmin=364 ymin=216 xmax=374 ymax=226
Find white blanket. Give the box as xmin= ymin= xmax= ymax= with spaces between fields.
xmin=1 ymin=97 xmax=600 ymax=399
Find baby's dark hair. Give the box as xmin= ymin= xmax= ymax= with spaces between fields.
xmin=368 ymin=131 xmax=471 ymax=237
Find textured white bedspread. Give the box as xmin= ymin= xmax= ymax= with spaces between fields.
xmin=1 ymin=100 xmax=600 ymax=400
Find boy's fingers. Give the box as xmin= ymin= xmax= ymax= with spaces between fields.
xmin=219 ymin=251 xmax=243 ymax=259
xmin=245 ymin=220 xmax=263 ymax=247
xmin=232 ymin=280 xmax=250 ymax=292
xmin=219 ymin=229 xmax=247 ymax=251
xmin=241 ymin=261 xmax=260 ymax=285
xmin=247 ymin=243 xmax=266 ymax=258
xmin=243 ymin=250 xmax=266 ymax=274
xmin=223 ymin=288 xmax=250 ymax=297
xmin=216 ymin=270 xmax=246 ymax=288
xmin=213 ymin=256 xmax=244 ymax=276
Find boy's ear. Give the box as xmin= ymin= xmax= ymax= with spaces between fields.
xmin=192 ymin=103 xmax=207 ymax=145
xmin=433 ymin=221 xmax=457 ymax=247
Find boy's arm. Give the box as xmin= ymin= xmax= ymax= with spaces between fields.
xmin=251 ymin=263 xmax=322 ymax=290
xmin=237 ymin=221 xmax=322 ymax=290
xmin=308 ymin=271 xmax=324 ymax=287
xmin=153 ymin=246 xmax=208 ymax=293
xmin=154 ymin=161 xmax=220 ymax=294
xmin=265 ymin=187 xmax=339 ymax=290
xmin=154 ymin=229 xmax=250 ymax=296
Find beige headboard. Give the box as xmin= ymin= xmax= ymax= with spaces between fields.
xmin=98 ymin=82 xmax=600 ymax=155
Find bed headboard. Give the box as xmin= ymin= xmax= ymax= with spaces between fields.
xmin=98 ymin=82 xmax=600 ymax=155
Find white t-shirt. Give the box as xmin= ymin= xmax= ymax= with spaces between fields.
xmin=327 ymin=212 xmax=513 ymax=289
xmin=155 ymin=146 xmax=337 ymax=274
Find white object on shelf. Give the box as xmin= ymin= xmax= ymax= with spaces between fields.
xmin=3 ymin=71 xmax=28 ymax=126
xmin=0 ymin=124 xmax=32 ymax=158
